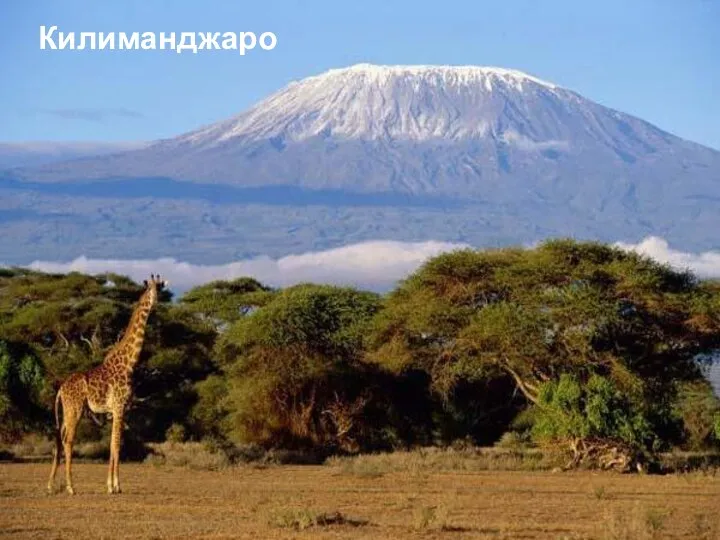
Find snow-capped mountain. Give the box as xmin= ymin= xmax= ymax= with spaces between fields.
xmin=10 ymin=63 xmax=719 ymax=202
xmin=3 ymin=63 xmax=720 ymax=269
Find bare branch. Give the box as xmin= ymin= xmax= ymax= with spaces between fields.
xmin=54 ymin=330 xmax=70 ymax=349
xmin=501 ymin=360 xmax=539 ymax=405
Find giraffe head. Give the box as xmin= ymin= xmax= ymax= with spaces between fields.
xmin=142 ymin=273 xmax=169 ymax=305
xmin=143 ymin=273 xmax=169 ymax=291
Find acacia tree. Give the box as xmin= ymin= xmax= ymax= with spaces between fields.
xmin=0 ymin=269 xmax=216 ymax=449
xmin=201 ymin=283 xmax=390 ymax=452
xmin=366 ymin=239 xmax=720 ymax=460
xmin=0 ymin=269 xmax=160 ymax=382
xmin=179 ymin=277 xmax=275 ymax=330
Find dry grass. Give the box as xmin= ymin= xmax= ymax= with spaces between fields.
xmin=8 ymin=434 xmax=55 ymax=459
xmin=144 ymin=441 xmax=232 ymax=471
xmin=264 ymin=507 xmax=369 ymax=531
xmin=4 ymin=435 xmax=110 ymax=462
xmin=2 ymin=459 xmax=719 ymax=539
xmin=326 ymin=446 xmax=564 ymax=477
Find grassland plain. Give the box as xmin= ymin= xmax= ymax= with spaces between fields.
xmin=1 ymin=457 xmax=719 ymax=539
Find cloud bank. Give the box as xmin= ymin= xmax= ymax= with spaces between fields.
xmin=24 ymin=240 xmax=471 ymax=293
xmin=12 ymin=236 xmax=720 ymax=296
xmin=614 ymin=236 xmax=720 ymax=279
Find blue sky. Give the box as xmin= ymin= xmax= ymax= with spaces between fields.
xmin=0 ymin=0 xmax=718 ymax=149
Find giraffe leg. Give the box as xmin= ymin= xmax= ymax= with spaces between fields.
xmin=47 ymin=430 xmax=61 ymax=494
xmin=62 ymin=407 xmax=81 ymax=495
xmin=108 ymin=412 xmax=124 ymax=494
xmin=47 ymin=391 xmax=63 ymax=494
xmin=106 ymin=440 xmax=115 ymax=494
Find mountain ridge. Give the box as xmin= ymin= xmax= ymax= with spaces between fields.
xmin=0 ymin=141 xmax=149 ymax=169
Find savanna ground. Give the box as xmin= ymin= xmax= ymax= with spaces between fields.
xmin=1 ymin=447 xmax=719 ymax=539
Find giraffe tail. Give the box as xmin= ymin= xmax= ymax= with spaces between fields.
xmin=53 ymin=390 xmax=64 ymax=455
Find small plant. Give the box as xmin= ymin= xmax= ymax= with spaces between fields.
xmin=643 ymin=508 xmax=667 ymax=537
xmin=266 ymin=508 xmax=365 ymax=530
xmin=495 ymin=430 xmax=531 ymax=449
xmin=593 ymin=485 xmax=610 ymax=500
xmin=268 ymin=508 xmax=318 ymax=530
xmin=413 ymin=503 xmax=450 ymax=531
xmin=692 ymin=513 xmax=717 ymax=540
xmin=600 ymin=504 xmax=675 ymax=540
xmin=414 ymin=505 xmax=438 ymax=530
xmin=165 ymin=423 xmax=187 ymax=443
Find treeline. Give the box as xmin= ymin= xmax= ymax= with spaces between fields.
xmin=1 ymin=239 xmax=719 ymax=469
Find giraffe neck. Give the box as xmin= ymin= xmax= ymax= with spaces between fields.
xmin=115 ymin=286 xmax=157 ymax=372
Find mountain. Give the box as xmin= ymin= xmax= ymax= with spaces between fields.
xmin=0 ymin=141 xmax=148 ymax=169
xmin=7 ymin=64 xmax=720 ymax=203
xmin=1 ymin=63 xmax=720 ymax=266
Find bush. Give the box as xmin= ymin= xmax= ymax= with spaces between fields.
xmin=0 ymin=341 xmax=50 ymax=443
xmin=165 ymin=423 xmax=188 ymax=443
xmin=673 ymin=380 xmax=720 ymax=450
xmin=144 ymin=441 xmax=230 ymax=470
xmin=530 ymin=374 xmax=659 ymax=468
xmin=215 ymin=284 xmax=386 ymax=451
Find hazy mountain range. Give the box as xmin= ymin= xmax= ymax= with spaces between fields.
xmin=0 ymin=141 xmax=148 ymax=169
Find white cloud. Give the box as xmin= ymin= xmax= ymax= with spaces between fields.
xmin=22 ymin=240 xmax=470 ymax=293
xmin=12 ymin=236 xmax=720 ymax=297
xmin=501 ymin=129 xmax=569 ymax=152
xmin=614 ymin=236 xmax=720 ymax=279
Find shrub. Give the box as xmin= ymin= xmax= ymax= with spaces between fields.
xmin=215 ymin=284 xmax=387 ymax=451
xmin=0 ymin=341 xmax=49 ymax=443
xmin=165 ymin=423 xmax=188 ymax=443
xmin=530 ymin=374 xmax=659 ymax=468
xmin=673 ymin=380 xmax=720 ymax=450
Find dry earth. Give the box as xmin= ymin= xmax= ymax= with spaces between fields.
xmin=1 ymin=462 xmax=719 ymax=539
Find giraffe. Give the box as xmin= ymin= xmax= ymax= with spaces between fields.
xmin=47 ymin=274 xmax=169 ymax=495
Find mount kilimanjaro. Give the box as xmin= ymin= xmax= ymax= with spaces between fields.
xmin=1 ymin=63 xmax=719 ymax=263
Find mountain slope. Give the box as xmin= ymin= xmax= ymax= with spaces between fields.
xmin=9 ymin=63 xmax=719 ymax=204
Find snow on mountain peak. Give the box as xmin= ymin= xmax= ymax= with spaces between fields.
xmin=317 ymin=63 xmax=559 ymax=90
xmin=180 ymin=63 xmax=565 ymax=145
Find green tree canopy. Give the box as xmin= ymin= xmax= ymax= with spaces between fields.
xmin=204 ymin=283 xmax=385 ymax=451
xmin=0 ymin=269 xmax=215 ymax=447
xmin=179 ymin=277 xmax=274 ymax=330
xmin=0 ymin=340 xmax=49 ymax=442
xmin=367 ymin=239 xmax=719 ymax=400
xmin=365 ymin=239 xmax=720 ymax=459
